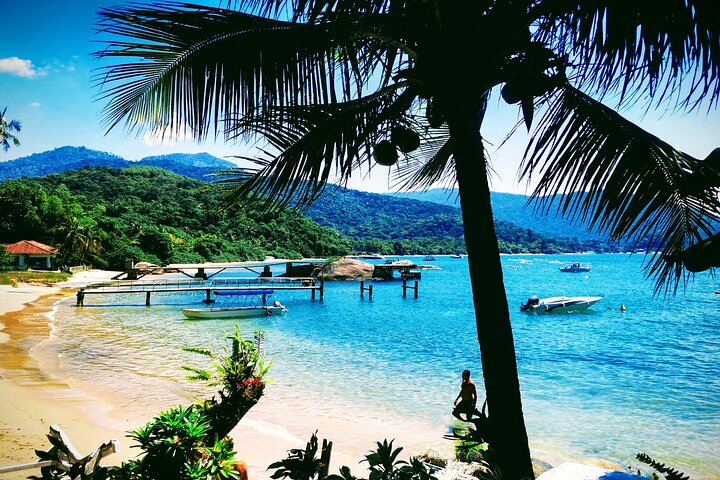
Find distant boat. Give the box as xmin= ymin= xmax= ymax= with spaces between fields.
xmin=520 ymin=295 xmax=602 ymax=314
xmin=560 ymin=262 xmax=590 ymax=273
xmin=358 ymin=254 xmax=386 ymax=260
xmin=181 ymin=289 xmax=287 ymax=319
xmin=450 ymin=254 xmax=463 ymax=259
xmin=423 ymin=255 xmax=436 ymax=261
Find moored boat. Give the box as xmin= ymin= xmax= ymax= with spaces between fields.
xmin=520 ymin=295 xmax=602 ymax=313
xmin=181 ymin=303 xmax=287 ymax=319
xmin=181 ymin=289 xmax=287 ymax=319
xmin=560 ymin=262 xmax=591 ymax=273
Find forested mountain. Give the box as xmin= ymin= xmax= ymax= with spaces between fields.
xmin=0 ymin=167 xmax=350 ymax=269
xmin=304 ymin=187 xmax=616 ymax=255
xmin=2 ymin=146 xmax=601 ymax=241
xmin=0 ymin=147 xmax=623 ymax=267
xmin=0 ymin=146 xmax=236 ymax=182
xmin=0 ymin=164 xmax=619 ymax=270
xmin=386 ymin=189 xmax=604 ymax=242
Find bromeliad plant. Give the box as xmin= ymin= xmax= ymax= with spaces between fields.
xmin=108 ymin=405 xmax=239 ymax=480
xmin=105 ymin=325 xmax=268 ymax=480
xmin=182 ymin=326 xmax=271 ymax=439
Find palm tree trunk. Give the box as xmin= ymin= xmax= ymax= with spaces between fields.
xmin=446 ymin=104 xmax=534 ymax=480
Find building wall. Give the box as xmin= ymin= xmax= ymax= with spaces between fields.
xmin=17 ymin=254 xmax=54 ymax=269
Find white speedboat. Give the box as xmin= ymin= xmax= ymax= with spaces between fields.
xmin=181 ymin=289 xmax=287 ymax=319
xmin=520 ymin=295 xmax=602 ymax=313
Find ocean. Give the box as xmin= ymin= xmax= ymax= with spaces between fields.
xmin=35 ymin=254 xmax=720 ymax=478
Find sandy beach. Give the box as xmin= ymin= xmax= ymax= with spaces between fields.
xmin=0 ymin=271 xmax=133 ymax=478
xmin=0 ymin=270 xmax=422 ymax=480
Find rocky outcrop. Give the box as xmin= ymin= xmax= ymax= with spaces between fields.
xmin=316 ymin=257 xmax=375 ymax=280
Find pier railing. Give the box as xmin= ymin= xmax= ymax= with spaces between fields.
xmin=76 ymin=276 xmax=324 ymax=306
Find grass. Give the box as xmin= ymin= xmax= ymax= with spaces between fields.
xmin=0 ymin=270 xmax=72 ymax=286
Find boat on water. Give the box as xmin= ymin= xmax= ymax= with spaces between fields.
xmin=423 ymin=255 xmax=436 ymax=261
xmin=520 ymin=295 xmax=602 ymax=313
xmin=181 ymin=289 xmax=287 ymax=319
xmin=559 ymin=262 xmax=591 ymax=273
xmin=358 ymin=254 xmax=386 ymax=260
xmin=450 ymin=253 xmax=463 ymax=259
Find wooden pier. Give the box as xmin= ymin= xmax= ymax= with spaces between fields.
xmin=76 ymin=277 xmax=324 ymax=306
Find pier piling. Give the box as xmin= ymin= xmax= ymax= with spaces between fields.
xmin=360 ymin=281 xmax=373 ymax=299
xmin=402 ymin=280 xmax=419 ymax=298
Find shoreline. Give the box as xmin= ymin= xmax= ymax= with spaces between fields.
xmin=0 ymin=271 xmax=141 ymax=478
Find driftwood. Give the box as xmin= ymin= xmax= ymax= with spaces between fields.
xmin=0 ymin=424 xmax=118 ymax=478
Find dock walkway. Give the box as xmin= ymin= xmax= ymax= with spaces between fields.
xmin=76 ymin=276 xmax=324 ymax=306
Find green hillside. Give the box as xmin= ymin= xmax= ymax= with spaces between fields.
xmin=0 ymin=166 xmax=350 ymax=270
xmin=305 ymin=187 xmax=617 ymax=255
xmin=0 ymin=146 xmax=236 ymax=183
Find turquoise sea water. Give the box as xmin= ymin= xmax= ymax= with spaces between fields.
xmin=37 ymin=254 xmax=719 ymax=478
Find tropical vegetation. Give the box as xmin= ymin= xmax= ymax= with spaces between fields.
xmin=91 ymin=0 xmax=719 ymax=478
xmin=0 ymin=107 xmax=22 ymax=152
xmin=0 ymin=167 xmax=351 ymax=269
xmin=0 ymin=167 xmax=614 ymax=271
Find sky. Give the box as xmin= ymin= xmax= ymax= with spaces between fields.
xmin=2 ymin=1 xmax=719 ymax=195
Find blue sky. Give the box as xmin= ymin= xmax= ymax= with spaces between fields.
xmin=2 ymin=1 xmax=718 ymax=194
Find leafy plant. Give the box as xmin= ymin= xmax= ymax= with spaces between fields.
xmin=104 ymin=326 xmax=267 ymax=479
xmin=182 ymin=326 xmax=270 ymax=439
xmin=268 ymin=431 xmax=324 ymax=480
xmin=636 ymin=453 xmax=692 ymax=480
xmin=323 ymin=439 xmax=437 ymax=480
xmin=109 ymin=404 xmax=239 ymax=480
xmin=363 ymin=439 xmax=407 ymax=480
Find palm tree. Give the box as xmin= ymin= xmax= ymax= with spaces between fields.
xmin=0 ymin=107 xmax=22 ymax=152
xmin=92 ymin=2 xmax=720 ymax=478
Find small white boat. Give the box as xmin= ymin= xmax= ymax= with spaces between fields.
xmin=520 ymin=295 xmax=602 ymax=313
xmin=181 ymin=289 xmax=287 ymax=319
xmin=559 ymin=262 xmax=591 ymax=273
xmin=181 ymin=303 xmax=287 ymax=319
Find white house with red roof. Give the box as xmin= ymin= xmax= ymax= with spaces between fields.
xmin=3 ymin=240 xmax=59 ymax=269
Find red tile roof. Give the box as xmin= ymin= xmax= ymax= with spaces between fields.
xmin=4 ymin=240 xmax=59 ymax=255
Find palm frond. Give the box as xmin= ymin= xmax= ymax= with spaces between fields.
xmin=522 ymin=85 xmax=720 ymax=294
xmin=392 ymin=123 xmax=455 ymax=191
xmin=225 ymin=0 xmax=395 ymax=21
xmin=214 ymin=84 xmax=416 ymax=210
xmin=93 ymin=3 xmax=399 ymax=139
xmin=534 ymin=0 xmax=720 ymax=110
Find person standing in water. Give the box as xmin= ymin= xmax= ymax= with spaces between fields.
xmin=452 ymin=369 xmax=482 ymax=421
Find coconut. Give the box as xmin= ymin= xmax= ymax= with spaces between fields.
xmin=391 ymin=126 xmax=421 ymax=153
xmin=501 ymin=82 xmax=523 ymax=104
xmin=373 ymin=140 xmax=399 ymax=166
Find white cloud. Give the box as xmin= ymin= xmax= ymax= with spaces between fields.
xmin=30 ymin=102 xmax=41 ymax=108
xmin=143 ymin=128 xmax=191 ymax=147
xmin=0 ymin=57 xmax=38 ymax=78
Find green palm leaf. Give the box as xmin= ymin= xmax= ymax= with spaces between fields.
xmin=535 ymin=0 xmax=720 ymax=109
xmin=523 ymin=85 xmax=720 ymax=293
xmin=215 ymin=84 xmax=417 ymax=209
